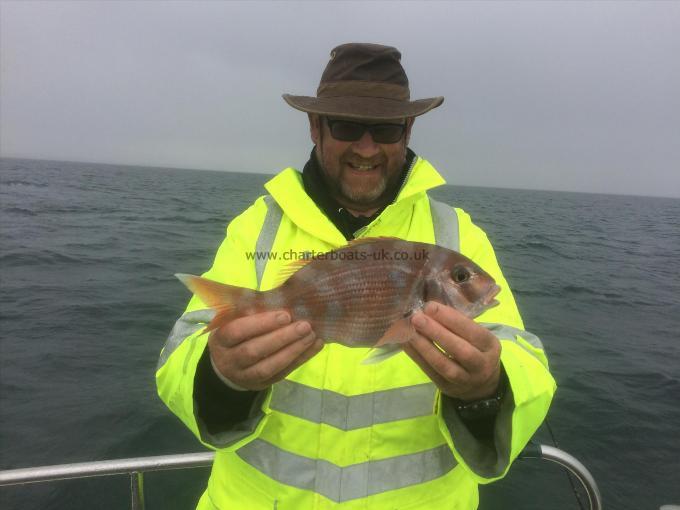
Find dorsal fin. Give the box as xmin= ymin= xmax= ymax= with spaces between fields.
xmin=270 ymin=238 xmax=401 ymax=288
xmin=271 ymin=258 xmax=313 ymax=288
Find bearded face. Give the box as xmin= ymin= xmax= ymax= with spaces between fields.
xmin=311 ymin=115 xmax=412 ymax=214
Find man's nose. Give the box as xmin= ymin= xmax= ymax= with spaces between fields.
xmin=351 ymin=130 xmax=381 ymax=158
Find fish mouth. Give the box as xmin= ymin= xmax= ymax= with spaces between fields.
xmin=483 ymin=285 xmax=501 ymax=308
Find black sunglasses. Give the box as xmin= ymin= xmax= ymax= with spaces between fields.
xmin=325 ymin=118 xmax=406 ymax=144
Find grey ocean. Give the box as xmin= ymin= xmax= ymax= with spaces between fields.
xmin=1 ymin=158 xmax=679 ymax=510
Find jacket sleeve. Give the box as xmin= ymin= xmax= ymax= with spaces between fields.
xmin=155 ymin=197 xmax=275 ymax=451
xmin=436 ymin=209 xmax=557 ymax=483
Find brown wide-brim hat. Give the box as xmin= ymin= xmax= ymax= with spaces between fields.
xmin=283 ymin=43 xmax=444 ymax=121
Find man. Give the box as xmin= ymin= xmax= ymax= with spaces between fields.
xmin=157 ymin=43 xmax=556 ymax=509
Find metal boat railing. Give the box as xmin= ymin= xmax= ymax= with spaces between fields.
xmin=519 ymin=442 xmax=602 ymax=510
xmin=0 ymin=443 xmax=602 ymax=510
xmin=0 ymin=452 xmax=215 ymax=510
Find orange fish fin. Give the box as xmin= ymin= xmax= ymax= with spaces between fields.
xmin=271 ymin=259 xmax=313 ymax=287
xmin=175 ymin=273 xmax=254 ymax=308
xmin=361 ymin=345 xmax=402 ymax=365
xmin=204 ymin=304 xmax=240 ymax=333
xmin=374 ymin=317 xmax=415 ymax=347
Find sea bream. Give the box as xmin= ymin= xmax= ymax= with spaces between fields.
xmin=176 ymin=238 xmax=500 ymax=362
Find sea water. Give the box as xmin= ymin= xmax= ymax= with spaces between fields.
xmin=1 ymin=158 xmax=679 ymax=509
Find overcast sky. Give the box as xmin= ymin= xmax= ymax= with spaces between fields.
xmin=1 ymin=1 xmax=679 ymax=197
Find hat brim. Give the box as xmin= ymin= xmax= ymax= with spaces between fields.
xmin=282 ymin=94 xmax=444 ymax=120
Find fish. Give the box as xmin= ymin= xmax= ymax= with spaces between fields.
xmin=176 ymin=237 xmax=500 ymax=363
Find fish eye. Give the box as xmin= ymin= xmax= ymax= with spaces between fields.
xmin=451 ymin=266 xmax=471 ymax=283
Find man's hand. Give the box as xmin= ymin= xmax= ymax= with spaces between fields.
xmin=403 ymin=301 xmax=502 ymax=401
xmin=208 ymin=310 xmax=323 ymax=391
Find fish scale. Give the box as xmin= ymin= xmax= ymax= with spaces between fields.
xmin=176 ymin=238 xmax=500 ymax=357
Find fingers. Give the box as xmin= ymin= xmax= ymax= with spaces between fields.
xmin=408 ymin=302 xmax=502 ymax=400
xmin=215 ymin=310 xmax=292 ymax=347
xmin=402 ymin=340 xmax=460 ymax=390
xmin=406 ymin=328 xmax=502 ymax=400
xmin=422 ymin=302 xmax=498 ymax=352
xmin=410 ymin=310 xmax=485 ymax=373
xmin=208 ymin=311 xmax=324 ymax=391
xmin=227 ymin=321 xmax=313 ymax=367
xmin=259 ymin=338 xmax=325 ymax=387
xmin=406 ymin=328 xmax=471 ymax=384
xmin=237 ymin=325 xmax=317 ymax=379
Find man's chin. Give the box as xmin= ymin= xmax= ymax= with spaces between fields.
xmin=340 ymin=184 xmax=386 ymax=208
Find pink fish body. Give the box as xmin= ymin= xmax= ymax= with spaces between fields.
xmin=177 ymin=238 xmax=500 ymax=354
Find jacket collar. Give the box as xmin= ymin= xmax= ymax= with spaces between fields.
xmin=301 ymin=148 xmax=415 ymax=241
xmin=264 ymin=151 xmax=446 ymax=246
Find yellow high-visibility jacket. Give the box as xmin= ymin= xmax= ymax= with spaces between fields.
xmin=156 ymin=156 xmax=556 ymax=510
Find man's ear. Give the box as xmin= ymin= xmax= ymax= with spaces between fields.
xmin=309 ymin=114 xmax=321 ymax=145
xmin=404 ymin=117 xmax=415 ymax=146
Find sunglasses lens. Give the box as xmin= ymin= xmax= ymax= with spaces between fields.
xmin=327 ymin=119 xmax=405 ymax=144
xmin=369 ymin=125 xmax=404 ymax=144
xmin=329 ymin=121 xmax=365 ymax=141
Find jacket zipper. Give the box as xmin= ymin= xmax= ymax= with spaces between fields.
xmin=353 ymin=156 xmax=419 ymax=238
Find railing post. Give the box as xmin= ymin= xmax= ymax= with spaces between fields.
xmin=130 ymin=471 xmax=145 ymax=510
xmin=539 ymin=445 xmax=602 ymax=510
xmin=521 ymin=442 xmax=602 ymax=510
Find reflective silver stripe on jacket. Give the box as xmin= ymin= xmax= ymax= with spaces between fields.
xmin=237 ymin=439 xmax=457 ymax=503
xmin=427 ymin=201 xmax=548 ymax=359
xmin=481 ymin=322 xmax=546 ymax=362
xmin=255 ymin=195 xmax=283 ymax=290
xmin=270 ymin=380 xmax=436 ymax=431
xmin=157 ymin=195 xmax=283 ymax=371
xmin=429 ymin=197 xmax=460 ymax=251
xmin=236 ymin=195 xmax=459 ymax=496
xmin=157 ymin=309 xmax=215 ymax=371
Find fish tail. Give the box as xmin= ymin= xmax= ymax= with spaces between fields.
xmin=175 ymin=273 xmax=258 ymax=332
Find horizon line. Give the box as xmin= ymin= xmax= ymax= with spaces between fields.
xmin=2 ymin=155 xmax=678 ymax=201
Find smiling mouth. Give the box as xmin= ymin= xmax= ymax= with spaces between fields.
xmin=347 ymin=162 xmax=379 ymax=171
